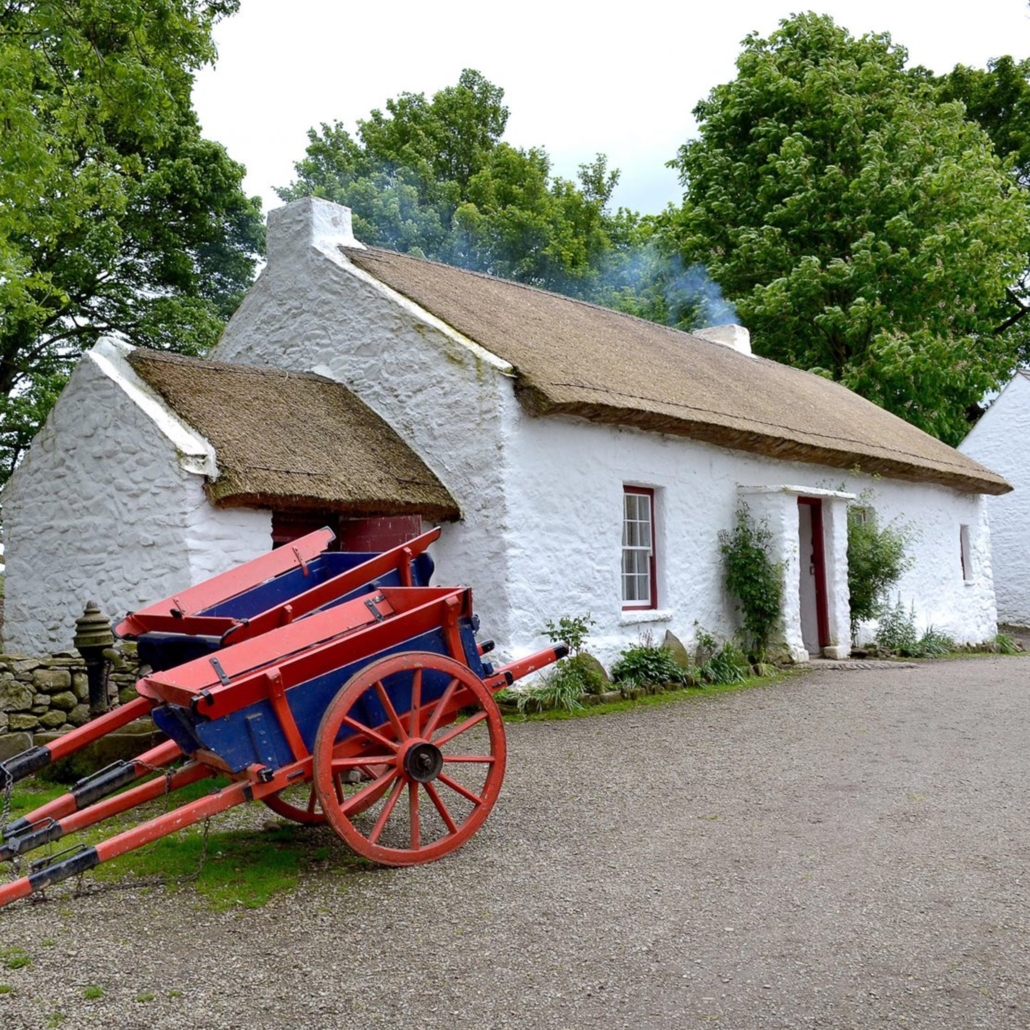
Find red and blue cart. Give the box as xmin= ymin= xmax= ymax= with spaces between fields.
xmin=0 ymin=528 xmax=563 ymax=908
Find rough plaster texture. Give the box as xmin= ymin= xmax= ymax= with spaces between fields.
xmin=960 ymin=373 xmax=1030 ymax=625
xmin=3 ymin=343 xmax=271 ymax=654
xmin=213 ymin=198 xmax=1000 ymax=666
xmin=212 ymin=196 xmax=519 ymax=646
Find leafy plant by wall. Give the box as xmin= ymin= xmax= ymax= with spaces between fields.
xmin=718 ymin=504 xmax=784 ymax=661
xmin=847 ymin=500 xmax=912 ymax=639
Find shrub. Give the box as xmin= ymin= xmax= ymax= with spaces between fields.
xmin=873 ymin=601 xmax=955 ymax=658
xmin=542 ymin=614 xmax=594 ymax=655
xmin=912 ymin=627 xmax=955 ymax=658
xmin=692 ymin=627 xmax=749 ymax=685
xmin=495 ymin=662 xmax=585 ymax=713
xmin=498 ymin=614 xmax=600 ymax=712
xmin=874 ymin=596 xmax=918 ymax=654
xmin=718 ymin=504 xmax=783 ymax=661
xmin=848 ymin=500 xmax=912 ymax=639
xmin=611 ymin=641 xmax=684 ymax=689
xmin=994 ymin=633 xmax=1020 ymax=655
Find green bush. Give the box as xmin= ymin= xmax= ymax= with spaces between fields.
xmin=611 ymin=642 xmax=684 ymax=689
xmin=498 ymin=662 xmax=585 ymax=713
xmin=874 ymin=600 xmax=955 ymax=658
xmin=874 ymin=596 xmax=918 ymax=654
xmin=566 ymin=652 xmax=609 ymax=695
xmin=848 ymin=501 xmax=912 ymax=639
xmin=542 ymin=614 xmax=595 ymax=655
xmin=912 ymin=627 xmax=956 ymax=658
xmin=692 ymin=627 xmax=749 ymax=685
xmin=718 ymin=504 xmax=783 ymax=661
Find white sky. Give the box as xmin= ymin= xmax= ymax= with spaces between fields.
xmin=192 ymin=0 xmax=1030 ymax=217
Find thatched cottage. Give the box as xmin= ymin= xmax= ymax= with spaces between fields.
xmin=2 ymin=198 xmax=1009 ymax=662
xmin=960 ymin=371 xmax=1030 ymax=626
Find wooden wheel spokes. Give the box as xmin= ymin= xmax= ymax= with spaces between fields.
xmin=313 ymin=651 xmax=507 ymax=866
xmin=262 ymin=783 xmax=326 ymax=825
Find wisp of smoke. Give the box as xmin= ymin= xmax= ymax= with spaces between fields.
xmin=666 ymin=259 xmax=739 ymax=328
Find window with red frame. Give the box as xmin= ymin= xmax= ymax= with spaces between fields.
xmin=622 ymin=487 xmax=657 ymax=609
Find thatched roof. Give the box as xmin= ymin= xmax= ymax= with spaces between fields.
xmin=346 ymin=247 xmax=1010 ymax=496
xmin=128 ymin=350 xmax=460 ymax=520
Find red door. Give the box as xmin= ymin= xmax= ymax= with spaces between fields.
xmin=798 ymin=497 xmax=830 ymax=649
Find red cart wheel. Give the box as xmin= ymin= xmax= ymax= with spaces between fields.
xmin=313 ymin=651 xmax=506 ymax=866
xmin=263 ymin=786 xmax=325 ymax=824
xmin=262 ymin=762 xmax=393 ymax=825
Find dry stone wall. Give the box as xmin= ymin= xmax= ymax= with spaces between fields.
xmin=0 ymin=647 xmax=141 ymax=760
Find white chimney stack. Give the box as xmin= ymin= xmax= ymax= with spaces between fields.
xmin=266 ymin=197 xmax=365 ymax=266
xmin=694 ymin=324 xmax=752 ymax=356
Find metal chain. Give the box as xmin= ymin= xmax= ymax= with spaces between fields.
xmin=0 ymin=762 xmax=12 ymax=833
xmin=71 ymin=815 xmax=213 ymax=899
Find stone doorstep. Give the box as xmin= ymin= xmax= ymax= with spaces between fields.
xmin=805 ymin=657 xmax=918 ymax=671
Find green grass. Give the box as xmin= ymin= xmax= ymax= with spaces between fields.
xmin=83 ymin=986 xmax=103 ymax=1000
xmin=0 ymin=984 xmax=12 ymax=995
xmin=1 ymin=947 xmax=31 ymax=971
xmin=503 ymin=667 xmax=790 ymax=721
xmin=4 ymin=776 xmax=369 ymax=911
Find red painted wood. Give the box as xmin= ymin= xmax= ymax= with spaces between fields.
xmin=799 ymin=497 xmax=831 ymax=648
xmin=116 ymin=527 xmax=335 ymax=634
xmin=312 ymin=651 xmax=507 ymax=866
xmin=45 ymin=696 xmax=154 ymax=761
xmin=138 ymin=587 xmax=475 ymax=719
xmin=9 ymin=739 xmax=182 ymax=831
xmin=337 ymin=516 xmax=424 ymax=552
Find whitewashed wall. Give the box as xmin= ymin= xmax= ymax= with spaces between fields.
xmin=960 ymin=373 xmax=1030 ymax=626
xmin=212 ymin=198 xmax=521 ymax=645
xmin=210 ymin=198 xmax=999 ymax=666
xmin=3 ymin=342 xmax=272 ymax=654
xmin=501 ymin=413 xmax=996 ymax=666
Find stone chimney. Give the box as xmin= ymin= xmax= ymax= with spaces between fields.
xmin=694 ymin=324 xmax=752 ymax=356
xmin=266 ymin=197 xmax=365 ymax=266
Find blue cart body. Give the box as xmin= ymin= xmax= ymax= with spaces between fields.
xmin=151 ymin=619 xmax=484 ymax=774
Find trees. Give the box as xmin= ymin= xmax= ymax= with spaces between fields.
xmin=666 ymin=14 xmax=1030 ymax=444
xmin=277 ymin=69 xmax=621 ymax=298
xmin=0 ymin=1 xmax=263 ymax=483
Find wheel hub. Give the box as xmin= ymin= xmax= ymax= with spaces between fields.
xmin=403 ymin=740 xmax=444 ymax=783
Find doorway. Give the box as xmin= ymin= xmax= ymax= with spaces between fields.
xmin=798 ymin=497 xmax=830 ymax=655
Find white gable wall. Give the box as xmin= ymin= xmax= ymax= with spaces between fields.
xmin=3 ymin=345 xmax=272 ymax=654
xmin=211 ymin=198 xmax=521 ymax=644
xmin=959 ymin=373 xmax=1030 ymax=625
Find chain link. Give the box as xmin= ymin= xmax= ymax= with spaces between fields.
xmin=0 ymin=762 xmax=12 ymax=834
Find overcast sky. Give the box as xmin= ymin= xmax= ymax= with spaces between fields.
xmin=191 ymin=1 xmax=1030 ymax=218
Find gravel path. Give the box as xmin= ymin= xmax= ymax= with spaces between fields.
xmin=2 ymin=656 xmax=1028 ymax=1029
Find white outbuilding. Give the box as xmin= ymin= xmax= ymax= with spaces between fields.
xmin=960 ymin=371 xmax=1030 ymax=626
xmin=2 ymin=197 xmax=1010 ymax=663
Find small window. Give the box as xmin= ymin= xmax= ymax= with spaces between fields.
xmin=622 ymin=487 xmax=657 ymax=609
xmin=960 ymin=524 xmax=972 ymax=582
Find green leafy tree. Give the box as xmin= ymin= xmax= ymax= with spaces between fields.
xmin=936 ymin=56 xmax=1030 ymax=345
xmin=667 ymin=13 xmax=1030 ymax=444
xmin=277 ymin=69 xmax=621 ymax=297
xmin=0 ymin=0 xmax=264 ymax=483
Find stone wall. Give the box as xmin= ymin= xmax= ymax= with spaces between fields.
xmin=0 ymin=647 xmax=141 ymax=760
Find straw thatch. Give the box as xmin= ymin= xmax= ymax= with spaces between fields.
xmin=346 ymin=247 xmax=1010 ymax=496
xmin=128 ymin=350 xmax=460 ymax=520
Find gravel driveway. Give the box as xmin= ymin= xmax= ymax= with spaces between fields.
xmin=2 ymin=656 xmax=1028 ymax=1029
